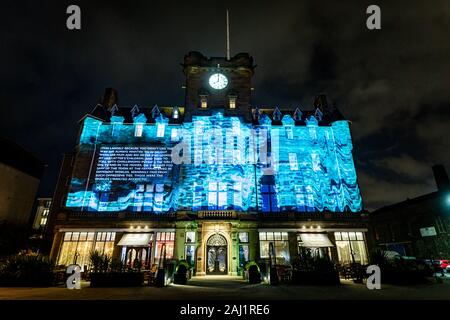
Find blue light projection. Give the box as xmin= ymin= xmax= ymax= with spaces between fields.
xmin=66 ymin=111 xmax=363 ymax=213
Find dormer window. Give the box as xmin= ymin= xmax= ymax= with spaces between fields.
xmin=135 ymin=124 xmax=143 ymax=137
xmin=229 ymin=96 xmax=237 ymax=109
xmin=157 ymin=123 xmax=165 ymax=138
xmin=199 ymin=95 xmax=208 ymax=109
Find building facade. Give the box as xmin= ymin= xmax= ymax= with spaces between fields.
xmin=371 ymin=165 xmax=450 ymax=259
xmin=0 ymin=137 xmax=45 ymax=226
xmin=47 ymin=52 xmax=370 ymax=275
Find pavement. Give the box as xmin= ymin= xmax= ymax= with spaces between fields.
xmin=0 ymin=275 xmax=449 ymax=300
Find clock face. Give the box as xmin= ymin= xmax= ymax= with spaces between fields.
xmin=209 ymin=73 xmax=228 ymax=90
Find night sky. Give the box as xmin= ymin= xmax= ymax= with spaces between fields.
xmin=1 ymin=0 xmax=449 ymax=211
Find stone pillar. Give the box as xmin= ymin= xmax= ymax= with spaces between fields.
xmin=230 ymin=224 xmax=239 ymax=276
xmin=196 ymin=223 xmax=205 ymax=275
xmin=49 ymin=231 xmax=63 ymax=263
xmin=112 ymin=232 xmax=124 ymax=261
xmin=328 ymin=232 xmax=340 ymax=263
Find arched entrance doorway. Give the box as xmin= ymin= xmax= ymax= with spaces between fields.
xmin=206 ymin=234 xmax=227 ymax=275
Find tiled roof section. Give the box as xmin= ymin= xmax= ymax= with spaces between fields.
xmin=0 ymin=137 xmax=45 ymax=179
xmin=88 ymin=104 xmax=347 ymax=126
xmin=371 ymin=191 xmax=441 ymax=214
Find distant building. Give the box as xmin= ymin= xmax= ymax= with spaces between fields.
xmin=0 ymin=137 xmax=45 ymax=226
xmin=371 ymin=165 xmax=450 ymax=259
xmin=32 ymin=198 xmax=52 ymax=233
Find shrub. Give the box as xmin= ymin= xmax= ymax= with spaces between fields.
xmin=245 ymin=261 xmax=261 ymax=284
xmin=109 ymin=258 xmax=124 ymax=273
xmin=174 ymin=260 xmax=190 ymax=285
xmin=176 ymin=260 xmax=190 ymax=274
xmin=89 ymin=251 xmax=110 ymax=273
xmin=0 ymin=253 xmax=54 ymax=286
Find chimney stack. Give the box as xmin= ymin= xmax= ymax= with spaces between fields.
xmin=432 ymin=164 xmax=450 ymax=191
xmin=101 ymin=88 xmax=118 ymax=110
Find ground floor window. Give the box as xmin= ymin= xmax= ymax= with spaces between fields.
xmin=125 ymin=247 xmax=150 ymax=268
xmin=57 ymin=231 xmax=116 ymax=271
xmin=334 ymin=232 xmax=368 ymax=265
xmin=154 ymin=232 xmax=175 ymax=266
xmin=238 ymin=232 xmax=250 ymax=267
xmin=185 ymin=245 xmax=195 ymax=266
xmin=259 ymin=231 xmax=290 ymax=265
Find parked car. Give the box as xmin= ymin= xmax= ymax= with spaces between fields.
xmin=438 ymin=260 xmax=450 ymax=271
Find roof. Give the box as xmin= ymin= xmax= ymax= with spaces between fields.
xmin=83 ymin=104 xmax=347 ymax=126
xmin=0 ymin=137 xmax=45 ymax=179
xmin=371 ymin=190 xmax=443 ymax=214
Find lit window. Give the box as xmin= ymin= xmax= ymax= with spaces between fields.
xmin=200 ymin=95 xmax=208 ymax=108
xmin=334 ymin=232 xmax=368 ymax=265
xmin=173 ymin=109 xmax=179 ymax=119
xmin=193 ymin=182 xmax=203 ymax=210
xmin=155 ymin=232 xmax=175 ymax=266
xmin=207 ymin=181 xmax=228 ymax=210
xmin=239 ymin=232 xmax=249 ymax=243
xmin=134 ymin=124 xmax=143 ymax=137
xmin=171 ymin=128 xmax=178 ymax=141
xmin=288 ymin=153 xmax=298 ymax=171
xmin=186 ymin=231 xmax=196 ymax=243
xmin=157 ymin=123 xmax=165 ymax=137
xmin=258 ymin=232 xmax=290 ymax=265
xmin=261 ymin=184 xmax=279 ymax=212
xmin=305 ymin=186 xmax=315 ymax=210
xmin=311 ymin=153 xmax=320 ymax=172
xmin=57 ymin=231 xmax=98 ymax=271
xmin=185 ymin=245 xmax=195 ymax=266
xmin=229 ymin=96 xmax=236 ymax=109
xmin=285 ymin=126 xmax=293 ymax=139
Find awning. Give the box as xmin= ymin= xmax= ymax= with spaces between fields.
xmin=299 ymin=233 xmax=334 ymax=248
xmin=117 ymin=233 xmax=152 ymax=247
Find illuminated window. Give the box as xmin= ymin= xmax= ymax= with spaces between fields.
xmin=311 ymin=153 xmax=320 ymax=172
xmin=305 ymin=186 xmax=315 ymax=211
xmin=171 ymin=128 xmax=178 ymax=141
xmin=233 ymin=182 xmax=242 ymax=208
xmin=173 ymin=109 xmax=179 ymax=119
xmin=288 ymin=153 xmax=298 ymax=171
xmin=57 ymin=231 xmax=108 ymax=271
xmin=193 ymin=182 xmax=203 ymax=210
xmin=139 ymin=183 xmax=164 ymax=212
xmin=200 ymin=95 xmax=208 ymax=108
xmin=94 ymin=232 xmax=116 ymax=257
xmin=229 ymin=96 xmax=237 ymax=109
xmin=334 ymin=232 xmax=367 ymax=264
xmin=185 ymin=231 xmax=196 ymax=266
xmin=40 ymin=208 xmax=49 ymax=226
xmin=154 ymin=184 xmax=164 ymax=212
xmin=208 ymin=182 xmax=227 ymax=210
xmin=157 ymin=123 xmax=165 ymax=137
xmin=155 ymin=232 xmax=175 ymax=266
xmin=259 ymin=232 xmax=290 ymax=265
xmin=185 ymin=245 xmax=195 ymax=266
xmin=186 ymin=231 xmax=196 ymax=243
xmin=134 ymin=124 xmax=143 ymax=137
xmin=309 ymin=127 xmax=317 ymax=140
xmin=285 ymin=126 xmax=293 ymax=139
xmin=239 ymin=232 xmax=249 ymax=243
xmin=261 ymin=184 xmax=279 ymax=212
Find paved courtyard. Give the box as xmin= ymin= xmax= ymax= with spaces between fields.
xmin=0 ymin=276 xmax=449 ymax=300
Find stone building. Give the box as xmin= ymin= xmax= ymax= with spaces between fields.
xmin=47 ymin=51 xmax=369 ymax=275
xmin=371 ymin=165 xmax=450 ymax=259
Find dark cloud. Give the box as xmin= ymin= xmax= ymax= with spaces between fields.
xmin=0 ymin=0 xmax=449 ymax=211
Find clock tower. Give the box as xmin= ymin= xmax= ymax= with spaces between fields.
xmin=182 ymin=51 xmax=255 ymax=122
